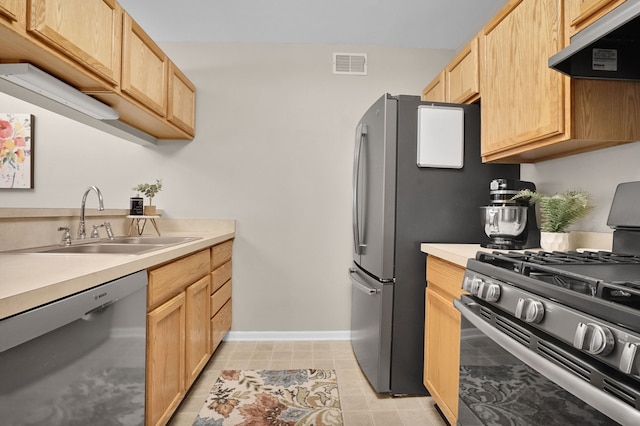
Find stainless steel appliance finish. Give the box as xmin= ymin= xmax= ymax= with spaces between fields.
xmin=549 ymin=0 xmax=640 ymax=80
xmin=0 ymin=271 xmax=148 ymax=426
xmin=456 ymin=182 xmax=640 ymax=424
xmin=456 ymin=296 xmax=635 ymax=425
xmin=350 ymin=93 xmax=519 ymax=395
xmin=480 ymin=178 xmax=540 ymax=250
xmin=480 ymin=205 xmax=528 ymax=238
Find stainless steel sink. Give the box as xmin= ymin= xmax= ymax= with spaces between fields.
xmin=105 ymin=236 xmax=201 ymax=245
xmin=37 ymin=243 xmax=166 ymax=254
xmin=5 ymin=236 xmax=202 ymax=255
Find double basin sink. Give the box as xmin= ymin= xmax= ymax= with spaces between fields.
xmin=8 ymin=236 xmax=202 ymax=255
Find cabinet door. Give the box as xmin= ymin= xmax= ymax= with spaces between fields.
xmin=146 ymin=293 xmax=186 ymax=426
xmin=446 ymin=36 xmax=480 ymax=104
xmin=168 ymin=61 xmax=196 ymax=136
xmin=185 ymin=275 xmax=210 ymax=388
xmin=122 ymin=12 xmax=168 ymax=116
xmin=424 ymin=256 xmax=466 ymax=425
xmin=425 ymin=288 xmax=461 ymax=425
xmin=28 ymin=0 xmax=122 ymax=85
xmin=422 ymin=70 xmax=445 ymax=102
xmin=566 ymin=0 xmax=626 ymax=36
xmin=0 ymin=0 xmax=25 ymax=25
xmin=481 ymin=0 xmax=564 ymax=157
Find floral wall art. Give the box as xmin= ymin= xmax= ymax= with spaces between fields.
xmin=0 ymin=113 xmax=33 ymax=189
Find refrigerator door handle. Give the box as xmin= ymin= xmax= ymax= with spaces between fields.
xmin=350 ymin=269 xmax=379 ymax=295
xmin=353 ymin=123 xmax=367 ymax=255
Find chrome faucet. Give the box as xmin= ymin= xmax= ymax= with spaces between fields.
xmin=78 ymin=186 xmax=104 ymax=239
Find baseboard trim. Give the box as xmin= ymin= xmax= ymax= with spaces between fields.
xmin=224 ymin=330 xmax=351 ymax=342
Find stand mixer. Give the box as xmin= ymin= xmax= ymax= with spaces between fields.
xmin=480 ymin=178 xmax=540 ymax=250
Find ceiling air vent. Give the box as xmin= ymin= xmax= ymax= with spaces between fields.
xmin=333 ymin=53 xmax=367 ymax=75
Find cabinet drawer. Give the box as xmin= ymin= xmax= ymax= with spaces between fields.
xmin=211 ymin=260 xmax=232 ymax=293
xmin=211 ymin=239 xmax=233 ymax=270
xmin=148 ymin=249 xmax=211 ymax=308
xmin=211 ymin=300 xmax=232 ymax=353
xmin=426 ymin=256 xmax=466 ymax=299
xmin=211 ymin=280 xmax=231 ymax=317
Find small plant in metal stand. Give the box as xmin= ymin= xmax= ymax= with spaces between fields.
xmin=132 ymin=179 xmax=162 ymax=215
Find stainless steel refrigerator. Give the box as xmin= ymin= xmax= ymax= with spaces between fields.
xmin=350 ymin=93 xmax=519 ymax=395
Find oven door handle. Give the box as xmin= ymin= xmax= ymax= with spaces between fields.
xmin=454 ymin=298 xmax=640 ymax=426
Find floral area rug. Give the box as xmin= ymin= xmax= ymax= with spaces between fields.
xmin=193 ymin=369 xmax=343 ymax=426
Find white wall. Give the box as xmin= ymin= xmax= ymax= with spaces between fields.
xmin=520 ymin=141 xmax=640 ymax=233
xmin=0 ymin=42 xmax=452 ymax=332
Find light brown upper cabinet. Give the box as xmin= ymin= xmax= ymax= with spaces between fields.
xmin=28 ymin=0 xmax=122 ymax=86
xmin=422 ymin=36 xmax=480 ymax=104
xmin=480 ymin=0 xmax=640 ymax=163
xmin=446 ymin=36 xmax=480 ymax=104
xmin=122 ymin=12 xmax=168 ymax=117
xmin=0 ymin=0 xmax=197 ymax=140
xmin=422 ymin=70 xmax=445 ymax=102
xmin=0 ymin=0 xmax=25 ymax=26
xmin=565 ymin=0 xmax=626 ymax=36
xmin=168 ymin=61 xmax=196 ymax=136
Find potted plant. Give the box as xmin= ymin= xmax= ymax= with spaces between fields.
xmin=513 ymin=188 xmax=593 ymax=251
xmin=132 ymin=179 xmax=163 ymax=215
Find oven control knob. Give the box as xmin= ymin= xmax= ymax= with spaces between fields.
xmin=515 ymin=298 xmax=544 ymax=323
xmin=477 ymin=281 xmax=501 ymax=302
xmin=462 ymin=276 xmax=482 ymax=295
xmin=573 ymin=323 xmax=615 ymax=356
xmin=620 ymin=342 xmax=638 ymax=374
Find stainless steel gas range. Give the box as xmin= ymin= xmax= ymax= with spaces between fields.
xmin=454 ymin=182 xmax=640 ymax=426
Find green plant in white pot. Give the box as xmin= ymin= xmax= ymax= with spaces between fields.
xmin=513 ymin=189 xmax=593 ymax=251
xmin=132 ymin=179 xmax=162 ymax=215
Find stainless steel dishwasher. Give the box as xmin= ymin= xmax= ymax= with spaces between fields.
xmin=0 ymin=270 xmax=147 ymax=426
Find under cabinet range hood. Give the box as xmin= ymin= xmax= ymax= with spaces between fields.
xmin=0 ymin=63 xmax=158 ymax=145
xmin=0 ymin=64 xmax=119 ymax=119
xmin=549 ymin=0 xmax=640 ymax=80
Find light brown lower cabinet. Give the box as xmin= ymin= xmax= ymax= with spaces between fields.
xmin=146 ymin=292 xmax=186 ymax=426
xmin=210 ymin=240 xmax=233 ymax=353
xmin=185 ymin=275 xmax=212 ymax=388
xmin=146 ymin=239 xmax=233 ymax=426
xmin=424 ymin=255 xmax=466 ymax=426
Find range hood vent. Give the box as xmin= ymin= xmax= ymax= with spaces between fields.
xmin=0 ymin=63 xmax=158 ymax=146
xmin=549 ymin=0 xmax=640 ymax=80
xmin=0 ymin=64 xmax=119 ymax=119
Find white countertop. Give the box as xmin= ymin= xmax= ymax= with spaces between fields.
xmin=0 ymin=221 xmax=235 ymax=320
xmin=420 ymin=243 xmax=503 ymax=267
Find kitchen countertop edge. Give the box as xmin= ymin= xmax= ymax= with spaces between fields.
xmin=420 ymin=243 xmax=488 ymax=267
xmin=0 ymin=221 xmax=235 ymax=320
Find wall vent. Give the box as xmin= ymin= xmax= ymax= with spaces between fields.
xmin=333 ymin=53 xmax=367 ymax=75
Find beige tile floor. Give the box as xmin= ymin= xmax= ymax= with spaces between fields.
xmin=167 ymin=340 xmax=447 ymax=426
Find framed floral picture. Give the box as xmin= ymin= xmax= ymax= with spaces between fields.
xmin=0 ymin=113 xmax=34 ymax=189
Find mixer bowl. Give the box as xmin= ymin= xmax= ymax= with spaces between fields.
xmin=480 ymin=206 xmax=528 ymax=238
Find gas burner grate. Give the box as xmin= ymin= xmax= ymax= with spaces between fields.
xmin=481 ymin=250 xmax=640 ymax=266
xmin=473 ymin=249 xmax=640 ymax=312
